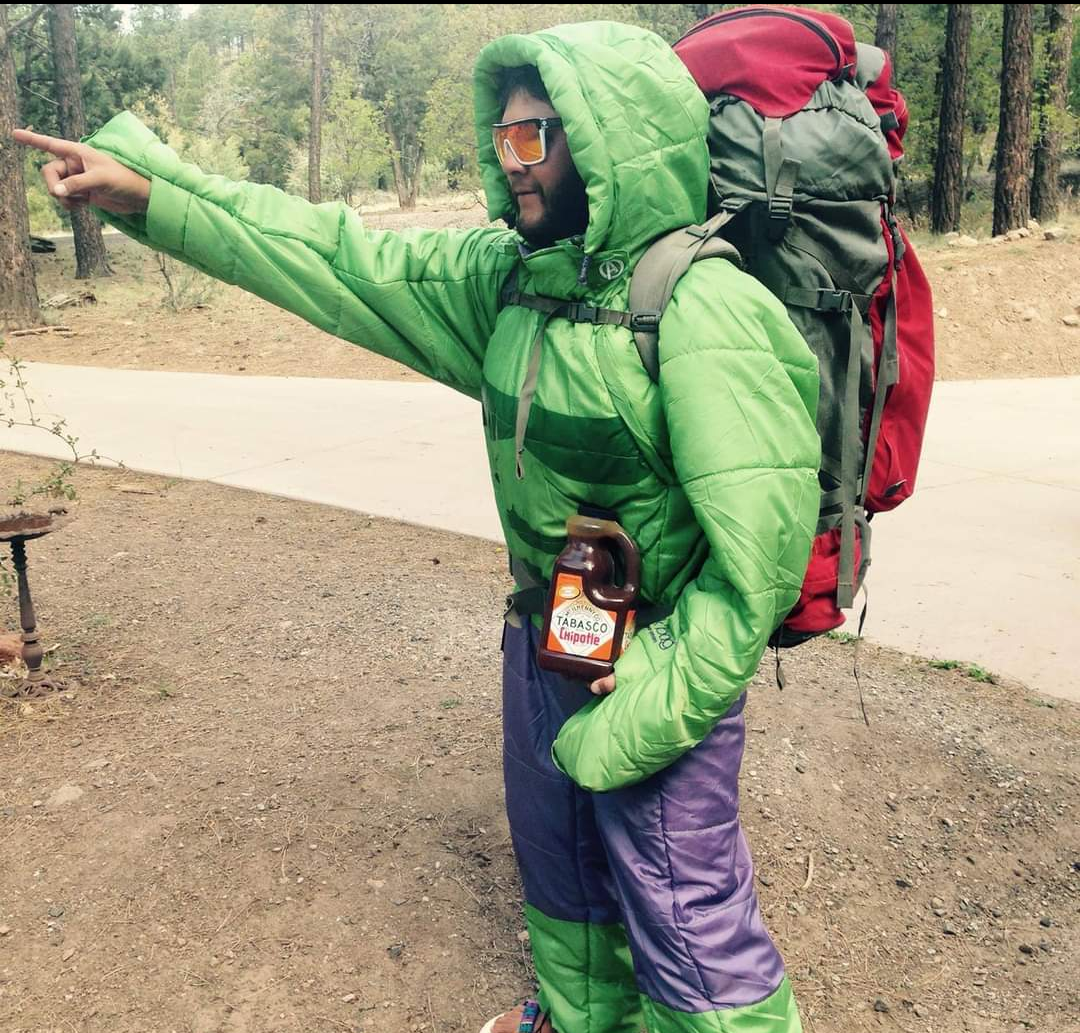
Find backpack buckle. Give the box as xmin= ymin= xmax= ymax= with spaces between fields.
xmin=719 ymin=197 xmax=751 ymax=214
xmin=565 ymin=302 xmax=598 ymax=323
xmin=630 ymin=310 xmax=662 ymax=333
xmin=766 ymin=195 xmax=793 ymax=241
xmin=768 ymin=195 xmax=793 ymax=221
xmin=817 ymin=289 xmax=852 ymax=313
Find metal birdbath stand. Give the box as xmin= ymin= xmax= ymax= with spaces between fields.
xmin=0 ymin=506 xmax=74 ymax=698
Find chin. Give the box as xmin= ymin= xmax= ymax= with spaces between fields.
xmin=517 ymin=219 xmax=557 ymax=251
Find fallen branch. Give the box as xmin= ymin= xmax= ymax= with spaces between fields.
xmin=802 ymin=850 xmax=815 ymax=890
xmin=8 ymin=325 xmax=73 ymax=337
xmin=113 ymin=484 xmax=159 ymax=496
xmin=44 ymin=288 xmax=96 ymax=309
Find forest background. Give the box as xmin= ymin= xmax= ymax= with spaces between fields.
xmin=4 ymin=3 xmax=1078 ymax=243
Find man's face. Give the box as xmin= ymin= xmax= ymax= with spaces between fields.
xmin=497 ymin=91 xmax=589 ymax=250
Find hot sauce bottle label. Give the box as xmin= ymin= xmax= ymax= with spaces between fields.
xmin=622 ymin=611 xmax=637 ymax=653
xmin=545 ymin=573 xmax=620 ymax=661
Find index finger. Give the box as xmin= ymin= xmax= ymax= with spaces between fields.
xmin=12 ymin=128 xmax=83 ymax=158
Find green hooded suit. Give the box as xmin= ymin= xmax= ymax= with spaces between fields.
xmin=85 ymin=20 xmax=819 ymax=1033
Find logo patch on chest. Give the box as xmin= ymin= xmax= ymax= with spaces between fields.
xmin=597 ymin=258 xmax=626 ymax=282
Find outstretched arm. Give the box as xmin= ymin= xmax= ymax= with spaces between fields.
xmin=15 ymin=117 xmax=517 ymax=398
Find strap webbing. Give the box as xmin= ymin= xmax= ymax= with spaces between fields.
xmin=762 ymin=117 xmax=799 ymax=242
xmin=514 ymin=310 xmax=556 ymax=480
xmin=763 ymin=117 xmax=783 ymax=196
xmin=501 ymin=214 xmax=742 ymax=387
xmin=852 ymin=584 xmax=870 ymax=726
xmin=836 ymin=299 xmax=867 ymax=610
xmin=501 ymin=287 xmax=635 ymax=331
xmin=784 ymin=286 xmax=872 ymax=315
xmin=854 ymin=509 xmax=873 ymax=603
xmin=627 ymin=211 xmax=743 ymax=381
xmin=859 ymin=275 xmax=900 ymax=508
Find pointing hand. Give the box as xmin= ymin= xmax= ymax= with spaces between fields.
xmin=13 ymin=129 xmax=151 ymax=215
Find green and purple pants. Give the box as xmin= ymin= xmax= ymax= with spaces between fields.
xmin=502 ymin=622 xmax=801 ymax=1033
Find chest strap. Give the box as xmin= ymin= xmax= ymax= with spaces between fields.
xmin=501 ymin=273 xmax=659 ymax=333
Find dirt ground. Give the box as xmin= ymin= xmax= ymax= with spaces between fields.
xmin=12 ymin=211 xmax=1080 ymax=383
xmin=0 ymin=454 xmax=1077 ymax=1033
xmin=3 ymin=205 xmax=1079 ymax=1031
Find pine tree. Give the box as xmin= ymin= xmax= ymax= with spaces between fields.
xmin=993 ymin=4 xmax=1035 ymax=236
xmin=875 ymin=4 xmax=900 ymax=67
xmin=931 ymin=5 xmax=973 ymax=234
xmin=48 ymin=4 xmax=113 ymax=278
xmin=1031 ymin=4 xmax=1075 ymax=222
xmin=1 ymin=5 xmax=43 ymax=330
xmin=309 ymin=3 xmax=325 ymax=204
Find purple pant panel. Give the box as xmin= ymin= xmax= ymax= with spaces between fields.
xmin=502 ymin=621 xmax=787 ymax=1013
xmin=502 ymin=622 xmax=624 ymax=925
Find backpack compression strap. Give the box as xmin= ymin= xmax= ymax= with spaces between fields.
xmin=627 ymin=209 xmax=744 ymax=382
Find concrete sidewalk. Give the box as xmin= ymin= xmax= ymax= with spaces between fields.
xmin=2 ymin=364 xmax=1077 ymax=702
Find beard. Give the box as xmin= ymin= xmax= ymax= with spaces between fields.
xmin=511 ymin=168 xmax=590 ymax=251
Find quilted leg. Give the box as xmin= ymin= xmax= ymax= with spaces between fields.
xmin=501 ymin=622 xmax=801 ymax=1032
xmin=502 ymin=622 xmax=643 ymax=1033
xmin=592 ymin=697 xmax=800 ymax=1032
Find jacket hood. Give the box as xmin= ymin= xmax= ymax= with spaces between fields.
xmin=474 ymin=21 xmax=710 ymax=261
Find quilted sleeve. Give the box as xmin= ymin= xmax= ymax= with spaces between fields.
xmin=552 ymin=260 xmax=821 ymax=792
xmin=84 ymin=113 xmax=517 ymax=399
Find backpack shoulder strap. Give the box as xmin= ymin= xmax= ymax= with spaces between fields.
xmin=498 ymin=208 xmax=744 ymax=383
xmin=628 ymin=207 xmax=744 ymax=382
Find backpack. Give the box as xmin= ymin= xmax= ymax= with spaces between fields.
xmin=502 ymin=5 xmax=934 ymax=646
xmin=668 ymin=5 xmax=935 ymax=645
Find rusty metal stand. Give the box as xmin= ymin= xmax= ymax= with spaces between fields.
xmin=8 ymin=537 xmax=58 ymax=697
xmin=1 ymin=508 xmax=72 ymax=699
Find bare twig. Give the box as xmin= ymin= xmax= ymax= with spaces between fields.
xmin=212 ymin=897 xmax=259 ymax=936
xmin=7 ymin=5 xmax=47 ymax=38
xmin=447 ymin=872 xmax=482 ymax=906
xmin=312 ymin=1016 xmax=354 ymax=1033
xmin=802 ymin=850 xmax=815 ymax=890
xmin=19 ymin=84 xmax=59 ymax=109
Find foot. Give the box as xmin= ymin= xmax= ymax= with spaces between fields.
xmin=483 ymin=1001 xmax=554 ymax=1033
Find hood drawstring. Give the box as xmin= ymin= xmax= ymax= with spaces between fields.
xmin=577 ymin=253 xmax=592 ymax=285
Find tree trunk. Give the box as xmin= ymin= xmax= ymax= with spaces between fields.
xmin=308 ymin=3 xmax=324 ymax=204
xmin=1031 ymin=4 xmax=1074 ymax=222
xmin=931 ymin=5 xmax=973 ymax=234
xmin=993 ymin=5 xmax=1035 ymax=236
xmin=0 ymin=6 xmax=42 ymax=331
xmin=386 ymin=123 xmax=422 ymax=210
xmin=48 ymin=3 xmax=112 ymax=279
xmin=875 ymin=5 xmax=900 ymax=64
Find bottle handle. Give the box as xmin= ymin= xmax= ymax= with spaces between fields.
xmin=587 ymin=524 xmax=640 ymax=610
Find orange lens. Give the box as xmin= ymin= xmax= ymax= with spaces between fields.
xmin=493 ymin=121 xmax=544 ymax=165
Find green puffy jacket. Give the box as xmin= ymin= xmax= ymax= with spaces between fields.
xmin=87 ymin=21 xmax=820 ymax=793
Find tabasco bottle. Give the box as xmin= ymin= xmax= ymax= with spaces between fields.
xmin=538 ymin=514 xmax=640 ymax=682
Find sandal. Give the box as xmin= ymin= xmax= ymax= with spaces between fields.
xmin=479 ymin=999 xmax=553 ymax=1033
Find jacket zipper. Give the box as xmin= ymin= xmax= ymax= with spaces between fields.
xmin=679 ymin=8 xmax=843 ymax=78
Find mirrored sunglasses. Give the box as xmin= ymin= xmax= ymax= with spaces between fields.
xmin=492 ymin=116 xmax=563 ymax=167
